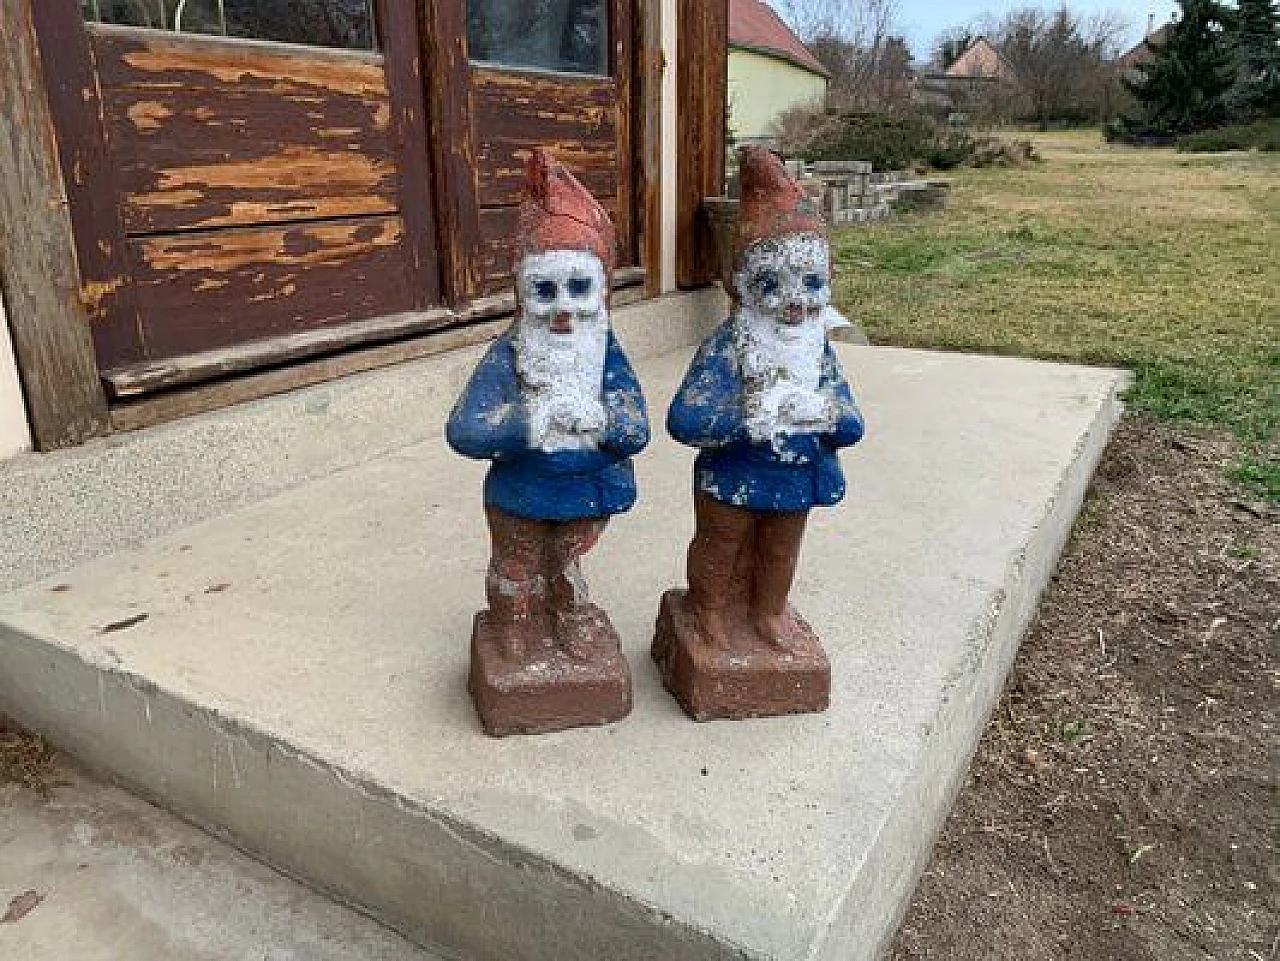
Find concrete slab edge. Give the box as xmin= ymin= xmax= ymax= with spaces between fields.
xmin=0 ymin=623 xmax=763 ymax=961
xmin=809 ymin=370 xmax=1129 ymax=961
xmin=0 ymin=288 xmax=727 ymax=595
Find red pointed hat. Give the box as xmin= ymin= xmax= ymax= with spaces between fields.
xmin=515 ymin=147 xmax=616 ymax=276
xmin=734 ymin=144 xmax=826 ymax=268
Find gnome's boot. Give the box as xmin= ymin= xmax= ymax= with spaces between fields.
xmin=546 ymin=518 xmax=607 ymax=660
xmin=750 ymin=510 xmax=809 ymax=649
xmin=687 ymin=492 xmax=756 ymax=649
xmin=484 ymin=507 xmax=549 ymax=661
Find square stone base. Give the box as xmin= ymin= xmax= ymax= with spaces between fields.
xmin=651 ymin=590 xmax=830 ymax=721
xmin=469 ymin=606 xmax=632 ymax=737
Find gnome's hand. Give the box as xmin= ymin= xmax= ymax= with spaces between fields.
xmin=779 ymin=389 xmax=830 ymax=429
xmin=551 ymin=395 xmax=607 ymax=436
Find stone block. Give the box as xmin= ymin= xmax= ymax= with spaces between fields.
xmin=469 ymin=608 xmax=633 ymax=736
xmin=651 ymin=590 xmax=829 ymax=721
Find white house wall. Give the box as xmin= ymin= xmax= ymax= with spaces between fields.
xmin=0 ymin=292 xmax=33 ymax=459
xmin=728 ymin=48 xmax=827 ymax=141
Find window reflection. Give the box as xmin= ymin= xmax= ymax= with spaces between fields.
xmin=81 ymin=0 xmax=377 ymax=52
xmin=467 ymin=0 xmax=608 ymax=76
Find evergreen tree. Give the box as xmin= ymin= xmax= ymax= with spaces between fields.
xmin=1123 ymin=0 xmax=1236 ymax=133
xmin=1227 ymin=0 xmax=1280 ymax=118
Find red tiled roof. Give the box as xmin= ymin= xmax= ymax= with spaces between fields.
xmin=730 ymin=0 xmax=831 ymax=78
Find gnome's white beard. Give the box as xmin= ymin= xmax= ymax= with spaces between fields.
xmin=515 ymin=314 xmax=609 ymax=452
xmin=735 ymin=305 xmax=828 ymax=445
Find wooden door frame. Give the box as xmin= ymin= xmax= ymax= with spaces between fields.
xmin=675 ymin=0 xmax=728 ymax=289
xmin=0 ymin=0 xmax=668 ymax=450
xmin=0 ymin=0 xmax=111 ymax=450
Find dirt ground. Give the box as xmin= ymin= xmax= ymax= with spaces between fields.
xmin=890 ymin=418 xmax=1278 ymax=961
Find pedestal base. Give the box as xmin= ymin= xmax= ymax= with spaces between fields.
xmin=469 ymin=606 xmax=632 ymax=737
xmin=651 ymin=590 xmax=830 ymax=721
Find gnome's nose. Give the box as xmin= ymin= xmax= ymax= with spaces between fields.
xmin=550 ymin=311 xmax=574 ymax=334
xmin=784 ymin=302 xmax=806 ymax=325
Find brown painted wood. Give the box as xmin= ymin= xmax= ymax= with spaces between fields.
xmin=374 ymin=0 xmax=442 ymax=307
xmin=91 ymin=26 xmax=400 ymax=235
xmin=611 ymin=0 xmax=637 ymax=268
xmin=108 ymin=267 xmax=648 ymax=431
xmin=0 ymin=0 xmax=110 ymax=448
xmin=469 ymin=69 xmax=619 ymax=208
xmin=27 ymin=2 xmax=146 ymax=373
xmin=634 ymin=0 xmax=665 ymax=296
xmin=106 ymin=263 xmax=645 ymax=399
xmin=109 ymin=316 xmax=514 ymax=434
xmin=676 ymin=0 xmax=728 ymax=288
xmin=104 ymin=306 xmax=455 ymax=397
xmin=128 ymin=216 xmax=418 ymax=359
xmin=476 ymin=200 xmax=624 ymax=295
xmin=420 ymin=0 xmax=482 ymax=304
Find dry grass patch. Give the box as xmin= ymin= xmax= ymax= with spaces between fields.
xmin=834 ymin=129 xmax=1278 ymax=493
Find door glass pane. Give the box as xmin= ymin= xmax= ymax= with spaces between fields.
xmin=81 ymin=0 xmax=377 ymax=52
xmin=467 ymin=0 xmax=609 ymax=75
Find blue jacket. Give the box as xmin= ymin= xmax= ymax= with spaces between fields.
xmin=667 ymin=321 xmax=864 ymax=512
xmin=446 ymin=329 xmax=650 ymax=522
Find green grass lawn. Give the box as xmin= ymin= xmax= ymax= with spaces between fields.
xmin=832 ymin=129 xmax=1279 ymax=498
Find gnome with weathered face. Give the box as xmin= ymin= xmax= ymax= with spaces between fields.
xmin=653 ymin=145 xmax=864 ymax=722
xmin=447 ymin=148 xmax=649 ymax=736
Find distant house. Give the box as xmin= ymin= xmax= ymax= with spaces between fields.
xmin=944 ymin=37 xmax=1013 ymax=81
xmin=914 ymin=37 xmax=1014 ymax=114
xmin=728 ymin=0 xmax=831 ymax=143
xmin=1117 ymin=16 xmax=1172 ymax=78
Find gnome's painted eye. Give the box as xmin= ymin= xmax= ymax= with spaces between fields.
xmin=755 ymin=272 xmax=780 ymax=296
xmin=803 ymin=273 xmax=826 ymax=292
xmin=533 ymin=280 xmax=557 ymax=301
xmin=567 ymin=277 xmax=594 ymax=298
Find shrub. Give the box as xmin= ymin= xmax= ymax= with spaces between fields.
xmin=968 ymin=136 xmax=1043 ymax=167
xmin=770 ymin=104 xmax=844 ymax=159
xmin=802 ymin=111 xmax=976 ymax=171
xmin=1176 ymin=119 xmax=1280 ymax=152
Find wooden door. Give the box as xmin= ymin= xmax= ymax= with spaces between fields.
xmin=33 ymin=0 xmax=442 ymax=394
xmin=460 ymin=0 xmax=638 ymax=296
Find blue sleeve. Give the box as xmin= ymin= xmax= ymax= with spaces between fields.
xmin=600 ymin=333 xmax=650 ymax=458
xmin=445 ymin=336 xmax=529 ymax=461
xmin=666 ymin=327 xmax=748 ymax=449
xmin=820 ymin=345 xmax=865 ymax=449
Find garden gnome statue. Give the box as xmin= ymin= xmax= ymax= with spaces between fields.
xmin=447 ymin=148 xmax=649 ymax=736
xmin=652 ymin=144 xmax=865 ymax=721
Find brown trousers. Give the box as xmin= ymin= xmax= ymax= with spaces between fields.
xmin=686 ymin=491 xmax=808 ymax=622
xmin=484 ymin=506 xmax=606 ymax=623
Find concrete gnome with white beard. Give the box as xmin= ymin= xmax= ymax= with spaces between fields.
xmin=447 ymin=149 xmax=649 ymax=737
xmin=653 ymin=145 xmax=865 ymax=721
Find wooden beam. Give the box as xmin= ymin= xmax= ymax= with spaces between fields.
xmin=32 ymin=3 xmax=146 ymax=373
xmin=376 ymin=0 xmax=443 ymax=308
xmin=634 ymin=0 xmax=665 ymax=297
xmin=419 ymin=0 xmax=482 ymax=305
xmin=0 ymin=0 xmax=110 ymax=449
xmin=675 ymin=0 xmax=728 ymax=289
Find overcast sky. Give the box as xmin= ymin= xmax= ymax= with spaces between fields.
xmin=881 ymin=1 xmax=1180 ymax=59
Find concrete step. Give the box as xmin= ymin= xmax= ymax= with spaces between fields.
xmin=0 ymin=344 xmax=1127 ymax=961
xmin=1 ymin=761 xmax=440 ymax=961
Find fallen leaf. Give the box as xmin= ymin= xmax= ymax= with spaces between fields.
xmin=99 ymin=614 xmax=148 ymax=634
xmin=2 ymin=890 xmax=43 ymax=923
xmin=1110 ymin=900 xmax=1136 ymax=917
